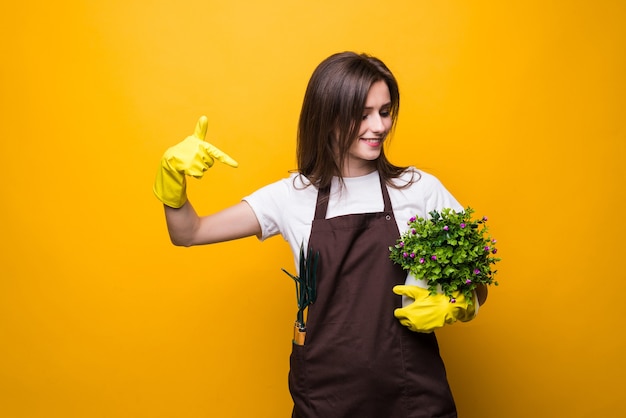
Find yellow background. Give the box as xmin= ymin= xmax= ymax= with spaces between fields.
xmin=1 ymin=1 xmax=624 ymax=417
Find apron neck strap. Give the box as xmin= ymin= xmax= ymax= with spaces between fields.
xmin=314 ymin=173 xmax=392 ymax=220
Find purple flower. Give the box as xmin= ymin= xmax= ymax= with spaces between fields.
xmin=403 ymin=252 xmax=409 ymax=258
xmin=411 ymin=228 xmax=416 ymax=235
xmin=483 ymin=216 xmax=488 ymax=221
xmin=473 ymin=269 xmax=481 ymax=275
xmin=466 ymin=279 xmax=472 ymax=284
xmin=492 ymin=248 xmax=498 ymax=254
xmin=431 ymin=255 xmax=437 ymax=261
xmin=460 ymin=223 xmax=466 ymax=229
xmin=492 ymin=239 xmax=497 ymax=244
xmin=419 ymin=258 xmax=425 ymax=264
xmin=484 ymin=246 xmax=490 ymax=252
xmin=450 ymin=297 xmax=457 ymax=303
xmin=410 ymin=253 xmax=416 ymax=258
xmin=443 ymin=225 xmax=449 ymax=231
xmin=398 ymin=242 xmax=404 ymax=248
xmin=409 ymin=216 xmax=416 ymax=222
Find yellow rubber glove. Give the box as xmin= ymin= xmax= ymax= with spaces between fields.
xmin=153 ymin=116 xmax=238 ymax=208
xmin=392 ymin=286 xmax=477 ymax=333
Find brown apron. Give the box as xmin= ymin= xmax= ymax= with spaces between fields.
xmin=288 ymin=174 xmax=457 ymax=418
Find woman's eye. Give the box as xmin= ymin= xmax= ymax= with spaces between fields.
xmin=362 ymin=109 xmax=390 ymax=120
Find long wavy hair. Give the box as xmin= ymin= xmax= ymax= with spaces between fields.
xmin=296 ymin=51 xmax=412 ymax=189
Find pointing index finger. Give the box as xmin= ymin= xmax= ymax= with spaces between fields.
xmin=204 ymin=142 xmax=239 ymax=168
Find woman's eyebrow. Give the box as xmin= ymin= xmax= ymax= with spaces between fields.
xmin=363 ymin=102 xmax=392 ymax=110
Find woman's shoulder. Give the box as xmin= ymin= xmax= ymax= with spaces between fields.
xmin=248 ymin=172 xmax=317 ymax=199
xmin=392 ymin=167 xmax=446 ymax=190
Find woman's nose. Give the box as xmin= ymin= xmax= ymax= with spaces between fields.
xmin=369 ymin=114 xmax=385 ymax=133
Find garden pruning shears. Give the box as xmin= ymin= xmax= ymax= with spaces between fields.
xmin=281 ymin=243 xmax=319 ymax=345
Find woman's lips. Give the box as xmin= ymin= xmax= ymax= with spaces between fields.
xmin=360 ymin=138 xmax=383 ymax=146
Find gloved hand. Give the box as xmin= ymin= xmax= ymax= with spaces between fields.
xmin=392 ymin=286 xmax=477 ymax=333
xmin=153 ymin=116 xmax=238 ymax=208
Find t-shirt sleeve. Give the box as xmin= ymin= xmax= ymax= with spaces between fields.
xmin=425 ymin=178 xmax=463 ymax=213
xmin=242 ymin=180 xmax=289 ymax=241
xmin=416 ymin=170 xmax=464 ymax=215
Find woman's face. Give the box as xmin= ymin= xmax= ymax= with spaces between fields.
xmin=342 ymin=80 xmax=392 ymax=177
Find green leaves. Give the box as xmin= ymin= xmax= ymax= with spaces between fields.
xmin=389 ymin=207 xmax=501 ymax=303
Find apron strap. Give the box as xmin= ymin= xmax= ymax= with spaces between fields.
xmin=314 ymin=185 xmax=331 ymax=220
xmin=314 ymin=173 xmax=392 ymax=220
xmin=380 ymin=174 xmax=392 ymax=213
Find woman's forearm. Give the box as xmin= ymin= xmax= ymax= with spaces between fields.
xmin=164 ymin=201 xmax=202 ymax=247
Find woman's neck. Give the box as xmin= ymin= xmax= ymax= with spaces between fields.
xmin=341 ymin=162 xmax=377 ymax=178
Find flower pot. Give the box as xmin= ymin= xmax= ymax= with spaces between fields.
xmin=402 ymin=273 xmax=442 ymax=307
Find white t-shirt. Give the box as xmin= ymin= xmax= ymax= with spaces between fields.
xmin=243 ymin=168 xmax=463 ymax=266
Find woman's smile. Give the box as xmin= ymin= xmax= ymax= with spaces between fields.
xmin=360 ymin=137 xmax=384 ymax=147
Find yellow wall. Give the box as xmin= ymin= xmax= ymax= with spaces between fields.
xmin=1 ymin=1 xmax=624 ymax=417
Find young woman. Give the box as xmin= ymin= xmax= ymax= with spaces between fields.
xmin=154 ymin=51 xmax=485 ymax=418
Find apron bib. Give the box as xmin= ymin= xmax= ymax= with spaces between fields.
xmin=288 ymin=174 xmax=457 ymax=418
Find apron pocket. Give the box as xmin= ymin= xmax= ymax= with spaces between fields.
xmin=288 ymin=343 xmax=309 ymax=414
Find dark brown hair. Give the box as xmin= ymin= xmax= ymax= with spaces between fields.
xmin=296 ymin=51 xmax=411 ymax=189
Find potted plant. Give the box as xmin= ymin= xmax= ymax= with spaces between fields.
xmin=389 ymin=207 xmax=500 ymax=305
